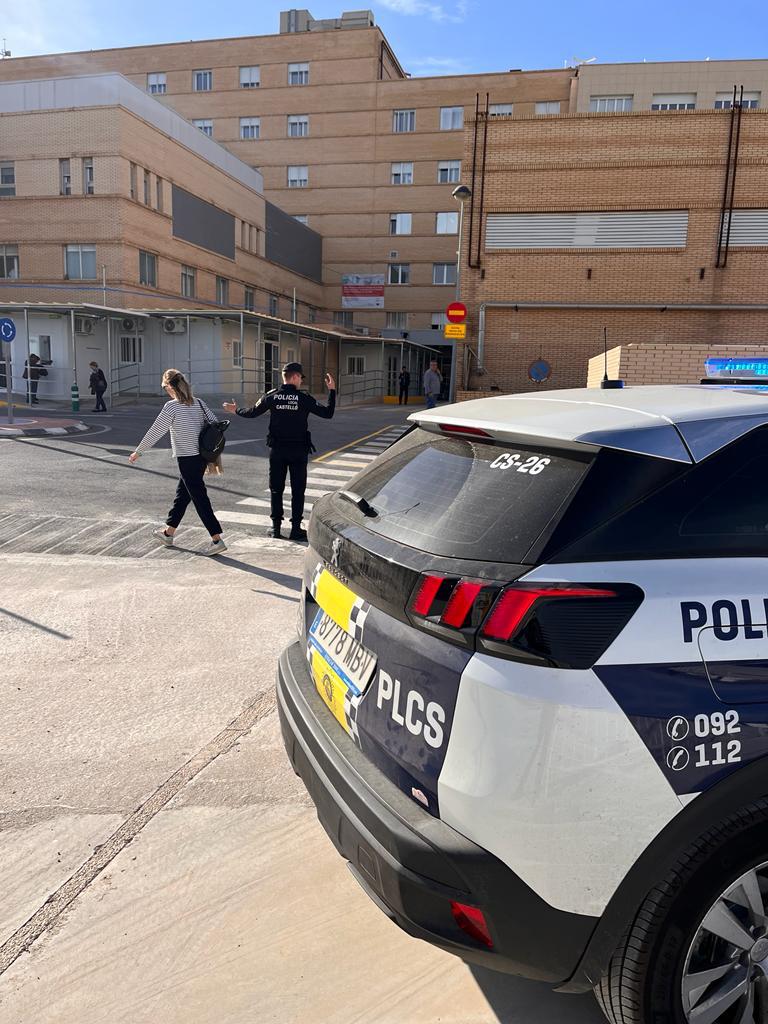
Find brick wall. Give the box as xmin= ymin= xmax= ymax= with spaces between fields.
xmin=588 ymin=342 xmax=768 ymax=387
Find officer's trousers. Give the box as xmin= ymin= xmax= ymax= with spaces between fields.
xmin=269 ymin=449 xmax=308 ymax=526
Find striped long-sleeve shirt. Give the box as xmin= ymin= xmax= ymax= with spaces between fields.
xmin=135 ymin=399 xmax=216 ymax=458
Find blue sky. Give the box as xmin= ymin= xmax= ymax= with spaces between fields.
xmin=4 ymin=0 xmax=766 ymax=73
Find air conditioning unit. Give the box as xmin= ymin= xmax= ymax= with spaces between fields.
xmin=162 ymin=317 xmax=186 ymax=334
xmin=354 ymin=326 xmax=370 ymax=336
xmin=74 ymin=316 xmax=95 ymax=336
xmin=389 ymin=250 xmax=398 ymax=259
xmin=121 ymin=317 xmax=145 ymax=333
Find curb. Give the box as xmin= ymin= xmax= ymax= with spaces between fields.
xmin=0 ymin=422 xmax=92 ymax=438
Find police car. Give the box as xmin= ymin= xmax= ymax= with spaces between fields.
xmin=277 ymin=384 xmax=768 ymax=1024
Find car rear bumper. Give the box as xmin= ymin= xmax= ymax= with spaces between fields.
xmin=277 ymin=639 xmax=598 ymax=984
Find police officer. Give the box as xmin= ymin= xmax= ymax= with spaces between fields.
xmin=223 ymin=363 xmax=336 ymax=541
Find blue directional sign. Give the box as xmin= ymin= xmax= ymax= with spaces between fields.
xmin=0 ymin=317 xmax=16 ymax=343
xmin=528 ymin=358 xmax=551 ymax=383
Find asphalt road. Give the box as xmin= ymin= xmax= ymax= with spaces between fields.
xmin=0 ymin=398 xmax=604 ymax=1024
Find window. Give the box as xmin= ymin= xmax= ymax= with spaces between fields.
xmin=232 ymin=337 xmax=243 ymax=367
xmin=347 ymin=356 xmax=366 ymax=375
xmin=288 ymin=114 xmax=309 ymax=138
xmin=139 ymin=250 xmax=157 ymax=287
xmin=244 ymin=287 xmax=255 ymax=311
xmin=287 ymin=165 xmax=308 ymax=188
xmin=589 ymin=95 xmax=633 ymax=113
xmin=715 ymin=91 xmax=760 ymax=110
xmin=393 ymin=109 xmax=415 ymax=133
xmin=59 ymin=158 xmax=71 ymax=196
xmin=389 ymin=212 xmax=412 ymax=235
xmin=64 ymin=243 xmax=96 ymax=280
xmin=30 ymin=335 xmax=52 ymax=362
xmin=440 ymin=106 xmax=464 ymax=130
xmin=240 ymin=65 xmax=260 ymax=89
xmin=436 ymin=211 xmax=458 ymax=234
xmin=82 ymin=157 xmax=94 ymax=195
xmin=333 ymin=311 xmax=353 ymax=328
xmin=489 ymin=103 xmax=513 ymax=116
xmin=308 ymin=306 xmax=317 ymax=323
xmin=129 ymin=162 xmax=137 ymax=199
xmin=193 ymin=70 xmax=212 ymax=92
xmin=431 ymin=311 xmax=448 ymax=328
xmin=240 ymin=117 xmax=260 ymax=140
xmin=437 ymin=160 xmax=460 ymax=184
xmin=143 ymin=169 xmax=150 ymax=205
xmin=651 ymin=93 xmax=696 ymax=110
xmin=181 ymin=265 xmax=196 ymax=298
xmin=432 ymin=262 xmax=456 ymax=285
xmin=293 ymin=214 xmax=308 ymax=225
xmin=240 ymin=220 xmax=249 ymax=250
xmin=535 ymin=101 xmax=561 ymax=115
xmin=216 ymin=276 xmax=229 ymax=306
xmin=156 ymin=177 xmax=163 ymax=212
xmin=192 ymin=119 xmax=213 ymax=137
xmin=120 ymin=336 xmax=143 ymax=365
xmin=269 ymin=294 xmax=279 ymax=316
xmin=391 ymin=162 xmax=413 ymax=185
xmin=147 ymin=73 xmax=166 ymax=95
xmin=388 ymin=263 xmax=410 ymax=285
xmin=0 ymin=244 xmax=19 ymax=279
xmin=288 ymin=62 xmax=309 ymax=85
xmin=386 ymin=312 xmax=407 ymax=329
xmin=0 ymin=162 xmax=15 ymax=198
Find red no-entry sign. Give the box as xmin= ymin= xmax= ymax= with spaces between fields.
xmin=446 ymin=302 xmax=467 ymax=323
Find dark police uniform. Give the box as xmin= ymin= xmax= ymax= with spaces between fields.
xmin=235 ymin=362 xmax=335 ymax=537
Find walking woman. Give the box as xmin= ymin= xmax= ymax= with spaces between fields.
xmin=128 ymin=369 xmax=227 ymax=556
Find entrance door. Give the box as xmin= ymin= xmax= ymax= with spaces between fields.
xmin=264 ymin=340 xmax=280 ymax=392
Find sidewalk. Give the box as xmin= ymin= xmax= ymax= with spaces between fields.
xmin=0 ymin=415 xmax=92 ymax=438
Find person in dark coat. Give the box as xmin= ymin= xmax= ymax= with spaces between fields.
xmin=223 ymin=363 xmax=336 ymax=541
xmin=89 ymin=361 xmax=108 ymax=412
xmin=22 ymin=354 xmax=48 ymax=405
xmin=398 ymin=367 xmax=411 ymax=405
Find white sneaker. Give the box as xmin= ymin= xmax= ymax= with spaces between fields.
xmin=205 ymin=539 xmax=227 ymax=557
xmin=152 ymin=527 xmax=174 ymax=547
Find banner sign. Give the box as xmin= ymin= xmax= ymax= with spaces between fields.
xmin=341 ymin=274 xmax=385 ymax=309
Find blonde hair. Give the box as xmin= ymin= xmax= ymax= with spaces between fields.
xmin=162 ymin=368 xmax=194 ymax=406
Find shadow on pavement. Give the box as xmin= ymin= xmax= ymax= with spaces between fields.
xmin=470 ymin=967 xmax=604 ymax=1024
xmin=215 ymin=555 xmax=302 ymax=591
xmin=0 ymin=607 xmax=72 ymax=640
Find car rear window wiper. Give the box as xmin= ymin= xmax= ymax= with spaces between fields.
xmin=338 ymin=490 xmax=379 ymax=518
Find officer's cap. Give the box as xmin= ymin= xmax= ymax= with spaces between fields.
xmin=282 ymin=362 xmax=304 ymax=377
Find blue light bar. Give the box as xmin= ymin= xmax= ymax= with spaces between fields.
xmin=705 ymin=357 xmax=768 ymax=378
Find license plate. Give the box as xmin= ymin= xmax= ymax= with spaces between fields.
xmin=308 ymin=609 xmax=377 ymax=735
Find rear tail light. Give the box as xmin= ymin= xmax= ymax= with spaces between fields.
xmin=409 ymin=574 xmax=643 ymax=668
xmin=450 ymin=901 xmax=493 ymax=948
xmin=438 ymin=423 xmax=493 ymax=438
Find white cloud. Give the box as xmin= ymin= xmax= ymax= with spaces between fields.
xmin=376 ymin=0 xmax=469 ymax=23
xmin=3 ymin=0 xmax=102 ymax=57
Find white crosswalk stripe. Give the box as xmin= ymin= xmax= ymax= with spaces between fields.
xmin=306 ymin=466 xmax=355 ymax=477
xmin=217 ymin=510 xmax=273 ymax=527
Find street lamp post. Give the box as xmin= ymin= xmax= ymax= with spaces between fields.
xmin=449 ymin=184 xmax=472 ymax=402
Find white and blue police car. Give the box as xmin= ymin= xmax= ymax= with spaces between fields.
xmin=278 ymin=384 xmax=768 ymax=1024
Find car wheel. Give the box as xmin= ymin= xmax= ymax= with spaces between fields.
xmin=595 ymin=799 xmax=768 ymax=1024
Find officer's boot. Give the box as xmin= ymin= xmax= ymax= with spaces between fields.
xmin=289 ymin=522 xmax=308 ymax=542
xmin=267 ymin=521 xmax=283 ymax=539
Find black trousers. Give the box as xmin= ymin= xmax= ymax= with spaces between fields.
xmin=398 ymin=386 xmax=409 ymax=405
xmin=269 ymin=449 xmax=308 ymax=526
xmin=94 ymin=388 xmax=107 ymax=411
xmin=26 ymin=379 xmax=38 ymax=402
xmin=166 ymin=456 xmax=222 ymax=537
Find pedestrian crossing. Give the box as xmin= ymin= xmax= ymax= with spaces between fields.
xmin=214 ymin=425 xmax=409 ymax=531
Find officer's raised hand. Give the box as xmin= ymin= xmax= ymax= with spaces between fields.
xmin=223 ymin=400 xmax=237 ymax=414
xmin=325 ymin=373 xmax=336 ymax=390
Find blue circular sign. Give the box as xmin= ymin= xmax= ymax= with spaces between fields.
xmin=0 ymin=317 xmax=16 ymax=343
xmin=528 ymin=359 xmax=551 ymax=383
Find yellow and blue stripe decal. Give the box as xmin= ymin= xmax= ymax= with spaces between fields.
xmin=309 ymin=563 xmax=370 ymax=642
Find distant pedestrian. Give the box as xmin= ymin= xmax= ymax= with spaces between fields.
xmin=89 ymin=361 xmax=108 ymax=412
xmin=23 ymin=354 xmax=49 ymax=405
xmin=223 ymin=363 xmax=336 ymax=541
xmin=398 ymin=367 xmax=411 ymax=405
xmin=423 ymin=360 xmax=443 ymax=410
xmin=129 ymin=368 xmax=227 ymax=556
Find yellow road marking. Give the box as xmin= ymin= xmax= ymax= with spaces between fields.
xmin=314 ymin=424 xmax=400 ymax=464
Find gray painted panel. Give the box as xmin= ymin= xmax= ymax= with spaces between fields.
xmin=172 ymin=185 xmax=235 ymax=260
xmin=265 ymin=201 xmax=322 ymax=283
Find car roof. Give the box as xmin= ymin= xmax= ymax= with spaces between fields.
xmin=410 ymin=385 xmax=768 ymax=463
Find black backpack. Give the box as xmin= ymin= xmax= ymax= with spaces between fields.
xmin=198 ymin=401 xmax=230 ymax=462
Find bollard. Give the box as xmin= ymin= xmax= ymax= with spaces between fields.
xmin=71 ymin=380 xmax=80 ymax=412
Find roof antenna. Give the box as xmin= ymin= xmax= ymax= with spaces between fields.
xmin=600 ymin=326 xmax=624 ymax=389
xmin=0 ymin=40 xmax=11 ymax=59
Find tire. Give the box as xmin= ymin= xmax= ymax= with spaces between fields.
xmin=595 ymin=799 xmax=768 ymax=1024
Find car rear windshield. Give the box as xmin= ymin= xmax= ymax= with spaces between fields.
xmin=341 ymin=428 xmax=593 ymax=564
